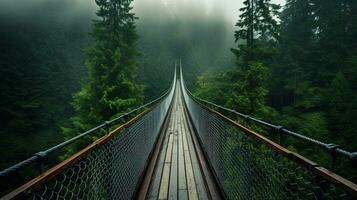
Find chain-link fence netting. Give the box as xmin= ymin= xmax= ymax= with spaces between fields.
xmin=3 ymin=76 xmax=177 ymax=200
xmin=180 ymin=72 xmax=357 ymax=200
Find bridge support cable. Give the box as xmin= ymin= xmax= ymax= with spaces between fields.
xmin=1 ymin=68 xmax=177 ymax=199
xmin=180 ymin=67 xmax=357 ymax=199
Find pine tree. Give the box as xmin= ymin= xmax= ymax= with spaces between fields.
xmin=62 ymin=0 xmax=143 ymax=155
xmin=312 ymin=0 xmax=357 ymax=85
xmin=273 ymin=0 xmax=317 ymax=107
xmin=234 ymin=0 xmax=280 ymax=49
xmin=226 ymin=62 xmax=273 ymax=117
xmin=226 ymin=0 xmax=280 ymax=116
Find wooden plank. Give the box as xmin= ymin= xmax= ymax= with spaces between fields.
xmin=182 ymin=112 xmax=199 ymax=200
xmin=178 ymin=190 xmax=189 ymax=200
xmin=168 ymin=110 xmax=178 ymax=200
xmin=178 ymin=111 xmax=188 ymax=200
xmin=159 ymin=130 xmax=174 ymax=199
xmin=314 ymin=166 xmax=357 ymax=197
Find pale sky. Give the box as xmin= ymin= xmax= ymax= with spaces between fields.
xmin=0 ymin=0 xmax=286 ymax=27
xmin=134 ymin=0 xmax=286 ymax=25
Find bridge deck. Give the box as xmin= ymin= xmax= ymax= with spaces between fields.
xmin=147 ymin=81 xmax=210 ymax=200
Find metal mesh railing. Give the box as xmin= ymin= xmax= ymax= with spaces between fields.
xmin=180 ymin=69 xmax=357 ymax=199
xmin=2 ymin=71 xmax=176 ymax=200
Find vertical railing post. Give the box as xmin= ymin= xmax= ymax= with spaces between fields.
xmin=105 ymin=121 xmax=110 ymax=134
xmin=244 ymin=115 xmax=250 ymax=128
xmin=352 ymin=153 xmax=357 ymax=167
xmin=35 ymin=152 xmax=46 ymax=174
xmin=275 ymin=126 xmax=284 ymax=145
xmin=327 ymin=144 xmax=340 ymax=171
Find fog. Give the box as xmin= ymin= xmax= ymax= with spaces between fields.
xmin=0 ymin=0 xmax=285 ymax=22
xmin=0 ymin=0 xmax=286 ymax=89
xmin=0 ymin=0 xmax=285 ymax=36
xmin=132 ymin=0 xmax=284 ymax=89
xmin=134 ymin=0 xmax=285 ymax=25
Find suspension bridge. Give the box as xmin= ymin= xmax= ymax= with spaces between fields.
xmin=0 ymin=65 xmax=356 ymax=199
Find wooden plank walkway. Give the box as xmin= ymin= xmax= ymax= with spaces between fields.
xmin=147 ymin=80 xmax=209 ymax=200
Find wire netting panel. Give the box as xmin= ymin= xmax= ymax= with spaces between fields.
xmin=180 ymin=77 xmax=355 ymax=200
xmin=23 ymin=81 xmax=176 ymax=200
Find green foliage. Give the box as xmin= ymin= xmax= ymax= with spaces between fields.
xmin=0 ymin=9 xmax=90 ymax=169
xmin=269 ymin=0 xmax=357 ymax=180
xmin=195 ymin=0 xmax=280 ymax=123
xmin=235 ymin=0 xmax=280 ymax=49
xmin=217 ymin=0 xmax=280 ymax=119
xmin=194 ymin=73 xmax=230 ymax=105
xmin=195 ymin=0 xmax=357 ymax=182
xmin=326 ymin=72 xmax=356 ymax=148
xmin=274 ymin=0 xmax=357 ymax=153
xmin=226 ymin=62 xmax=271 ymax=116
xmin=195 ymin=62 xmax=275 ymax=119
xmin=280 ymin=110 xmax=329 ymax=140
xmin=62 ymin=0 xmax=143 ymax=156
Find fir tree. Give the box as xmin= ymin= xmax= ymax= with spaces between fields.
xmin=275 ymin=0 xmax=317 ymax=107
xmin=62 ymin=0 xmax=143 ymax=155
xmin=234 ymin=0 xmax=280 ymax=49
xmin=227 ymin=0 xmax=280 ymax=116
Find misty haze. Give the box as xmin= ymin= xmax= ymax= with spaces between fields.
xmin=0 ymin=0 xmax=356 ymax=199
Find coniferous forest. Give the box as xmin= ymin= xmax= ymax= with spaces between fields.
xmin=194 ymin=0 xmax=357 ymax=180
xmin=0 ymin=0 xmax=356 ymax=194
